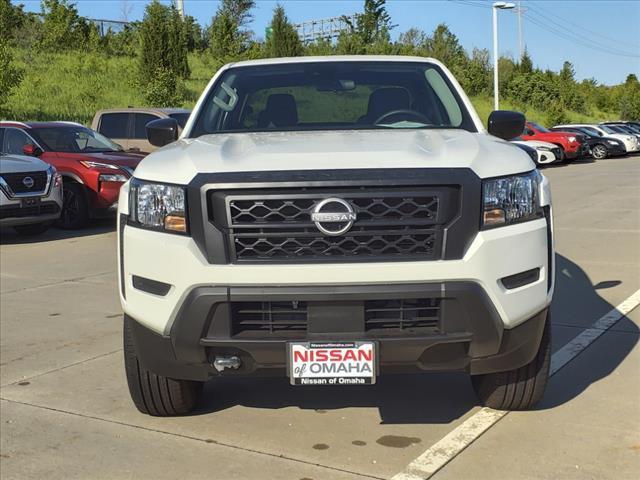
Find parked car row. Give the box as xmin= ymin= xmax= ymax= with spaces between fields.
xmin=0 ymin=108 xmax=193 ymax=235
xmin=1 ymin=104 xmax=638 ymax=236
xmin=510 ymin=120 xmax=640 ymax=167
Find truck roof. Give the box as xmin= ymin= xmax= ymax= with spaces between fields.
xmin=228 ymin=55 xmax=442 ymax=68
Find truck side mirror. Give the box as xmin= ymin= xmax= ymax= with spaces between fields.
xmin=488 ymin=110 xmax=526 ymax=141
xmin=22 ymin=144 xmax=43 ymax=157
xmin=146 ymin=118 xmax=179 ymax=147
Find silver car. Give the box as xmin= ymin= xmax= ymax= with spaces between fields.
xmin=0 ymin=154 xmax=63 ymax=236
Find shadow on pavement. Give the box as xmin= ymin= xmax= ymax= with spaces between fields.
xmin=536 ymin=254 xmax=638 ymax=410
xmin=0 ymin=219 xmax=115 ymax=245
xmin=192 ymin=253 xmax=637 ymax=423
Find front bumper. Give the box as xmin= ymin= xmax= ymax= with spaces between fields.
xmin=0 ymin=184 xmax=63 ymax=227
xmin=126 ymin=285 xmax=549 ymax=381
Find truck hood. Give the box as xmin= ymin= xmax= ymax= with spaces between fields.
xmin=0 ymin=154 xmax=51 ymax=174
xmin=133 ymin=129 xmax=534 ymax=185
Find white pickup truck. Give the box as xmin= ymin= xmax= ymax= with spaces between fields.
xmin=117 ymin=56 xmax=554 ymax=416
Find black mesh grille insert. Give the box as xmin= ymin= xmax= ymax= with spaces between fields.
xmin=234 ymin=230 xmax=437 ymax=260
xmin=229 ymin=196 xmax=438 ymax=225
xmin=212 ymin=188 xmax=454 ymax=263
xmin=231 ymin=301 xmax=308 ymax=335
xmin=1 ymin=171 xmax=48 ymax=194
xmin=364 ymin=298 xmax=441 ymax=332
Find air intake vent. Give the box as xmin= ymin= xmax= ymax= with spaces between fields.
xmin=364 ymin=298 xmax=441 ymax=332
xmin=231 ymin=301 xmax=308 ymax=335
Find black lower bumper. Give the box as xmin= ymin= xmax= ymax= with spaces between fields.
xmin=127 ymin=282 xmax=548 ymax=382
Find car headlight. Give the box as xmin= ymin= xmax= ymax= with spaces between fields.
xmin=129 ymin=179 xmax=188 ymax=233
xmin=482 ymin=171 xmax=543 ymax=229
xmin=79 ymin=160 xmax=121 ymax=170
xmin=568 ymin=136 xmax=576 ymax=142
xmin=48 ymin=165 xmax=62 ymax=188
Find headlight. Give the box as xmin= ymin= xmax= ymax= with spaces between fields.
xmin=482 ymin=171 xmax=543 ymax=229
xmin=48 ymin=165 xmax=62 ymax=187
xmin=568 ymin=136 xmax=576 ymax=142
xmin=79 ymin=160 xmax=121 ymax=170
xmin=99 ymin=174 xmax=128 ymax=182
xmin=129 ymin=179 xmax=188 ymax=233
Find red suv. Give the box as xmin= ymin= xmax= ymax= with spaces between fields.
xmin=0 ymin=122 xmax=144 ymax=229
xmin=521 ymin=121 xmax=589 ymax=162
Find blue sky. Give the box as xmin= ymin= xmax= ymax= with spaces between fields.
xmin=19 ymin=0 xmax=640 ymax=85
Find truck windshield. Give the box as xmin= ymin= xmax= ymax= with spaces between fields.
xmin=189 ymin=61 xmax=476 ymax=137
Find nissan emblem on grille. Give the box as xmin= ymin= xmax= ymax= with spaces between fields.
xmin=22 ymin=176 xmax=35 ymax=189
xmin=310 ymin=198 xmax=357 ymax=236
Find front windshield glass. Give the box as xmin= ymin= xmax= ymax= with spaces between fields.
xmin=31 ymin=127 xmax=122 ymax=153
xmin=189 ymin=61 xmax=475 ymax=137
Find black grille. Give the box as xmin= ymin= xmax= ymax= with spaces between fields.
xmin=229 ymin=298 xmax=441 ymax=336
xmin=0 ymin=202 xmax=59 ymax=220
xmin=234 ymin=230 xmax=437 ymax=260
xmin=1 ymin=171 xmax=48 ymax=194
xmin=212 ymin=188 xmax=454 ymax=263
xmin=229 ymin=196 xmax=438 ymax=225
xmin=231 ymin=301 xmax=308 ymax=335
xmin=364 ymin=298 xmax=441 ymax=332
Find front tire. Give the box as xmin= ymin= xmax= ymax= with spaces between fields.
xmin=591 ymin=144 xmax=608 ymax=160
xmin=471 ymin=317 xmax=551 ymax=410
xmin=13 ymin=222 xmax=52 ymax=236
xmin=57 ymin=182 xmax=89 ymax=229
xmin=123 ymin=316 xmax=203 ymax=416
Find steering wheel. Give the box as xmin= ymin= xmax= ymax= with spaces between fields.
xmin=374 ymin=109 xmax=432 ymax=125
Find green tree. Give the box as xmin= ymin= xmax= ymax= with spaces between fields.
xmin=343 ymin=0 xmax=393 ymax=45
xmin=1 ymin=0 xmax=26 ymax=42
xmin=38 ymin=0 xmax=93 ymax=51
xmin=0 ymin=41 xmax=23 ymax=115
xmin=620 ymin=74 xmax=640 ymax=120
xmin=209 ymin=0 xmax=255 ymax=63
xmin=424 ymin=24 xmax=468 ymax=78
xmin=519 ymin=49 xmax=533 ymax=74
xmin=463 ymin=48 xmax=491 ymax=96
xmin=265 ymin=4 xmax=302 ymax=58
xmin=168 ymin=6 xmax=190 ymax=78
xmin=397 ymin=27 xmax=427 ymax=55
xmin=304 ymin=38 xmax=334 ymax=56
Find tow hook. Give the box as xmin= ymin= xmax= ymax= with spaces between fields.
xmin=213 ymin=356 xmax=242 ymax=372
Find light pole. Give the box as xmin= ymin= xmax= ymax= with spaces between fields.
xmin=493 ymin=2 xmax=515 ymax=110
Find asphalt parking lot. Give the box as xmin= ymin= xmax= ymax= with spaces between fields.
xmin=1 ymin=155 xmax=639 ymax=480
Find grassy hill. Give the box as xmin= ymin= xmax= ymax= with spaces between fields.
xmin=3 ymin=49 xmax=617 ymax=127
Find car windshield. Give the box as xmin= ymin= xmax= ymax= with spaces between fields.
xmin=31 ymin=126 xmax=123 ymax=153
xmin=530 ymin=122 xmax=550 ymax=133
xmin=599 ymin=125 xmax=616 ymax=134
xmin=189 ymin=61 xmax=475 ymax=137
xmin=169 ymin=113 xmax=190 ymax=128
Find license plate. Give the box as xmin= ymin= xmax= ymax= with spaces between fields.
xmin=21 ymin=197 xmax=40 ymax=208
xmin=288 ymin=341 xmax=376 ymax=385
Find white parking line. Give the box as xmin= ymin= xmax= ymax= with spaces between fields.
xmin=391 ymin=289 xmax=640 ymax=480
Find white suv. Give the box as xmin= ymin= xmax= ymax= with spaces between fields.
xmin=118 ymin=56 xmax=554 ymax=416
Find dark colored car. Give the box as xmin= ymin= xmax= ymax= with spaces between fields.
xmin=521 ymin=121 xmax=589 ymax=161
xmin=0 ymin=122 xmax=144 ymax=229
xmin=549 ymin=126 xmax=626 ymax=159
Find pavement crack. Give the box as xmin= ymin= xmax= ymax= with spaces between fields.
xmin=0 ymin=349 xmax=122 ymax=389
xmin=0 ymin=397 xmax=383 ymax=480
xmin=1 ymin=271 xmax=115 ymax=295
